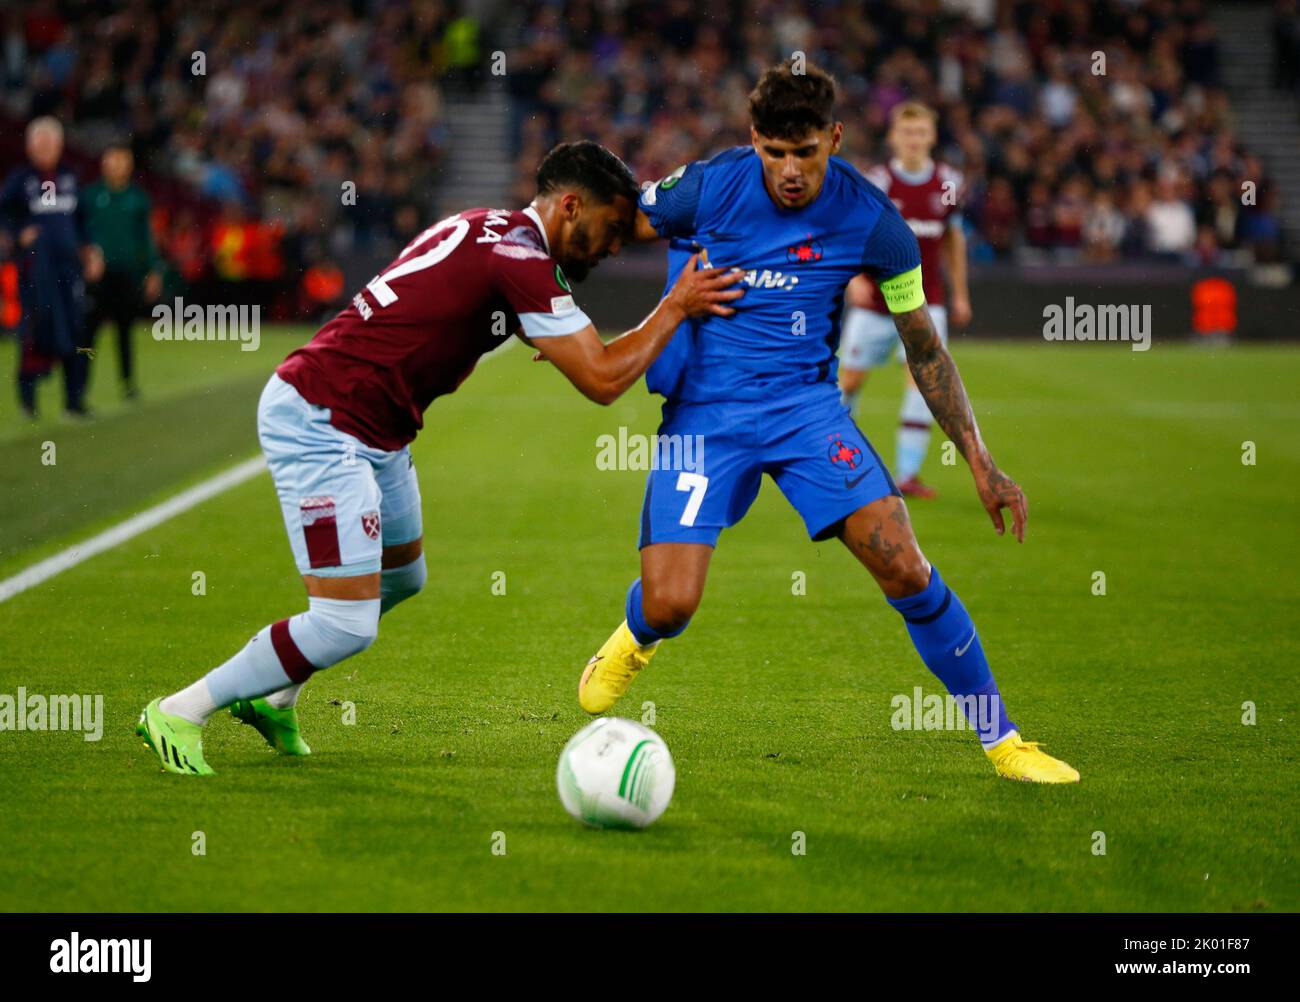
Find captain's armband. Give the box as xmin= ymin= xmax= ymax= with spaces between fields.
xmin=878 ymin=265 xmax=925 ymax=314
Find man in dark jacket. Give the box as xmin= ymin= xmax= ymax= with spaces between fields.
xmin=0 ymin=117 xmax=103 ymax=418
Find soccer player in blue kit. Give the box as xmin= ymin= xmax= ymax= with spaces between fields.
xmin=578 ymin=61 xmax=1078 ymax=783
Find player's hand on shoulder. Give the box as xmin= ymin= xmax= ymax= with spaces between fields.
xmin=666 ymin=252 xmax=745 ymax=319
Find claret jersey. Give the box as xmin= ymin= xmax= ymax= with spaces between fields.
xmin=277 ymin=206 xmax=590 ymax=450
xmin=861 ymin=158 xmax=963 ymax=313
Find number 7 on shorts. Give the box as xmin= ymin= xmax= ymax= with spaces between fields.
xmin=676 ymin=472 xmax=708 ymax=527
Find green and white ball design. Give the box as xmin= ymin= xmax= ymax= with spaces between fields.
xmin=557 ymin=718 xmax=675 ymax=830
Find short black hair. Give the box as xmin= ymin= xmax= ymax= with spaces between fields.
xmin=749 ymin=59 xmax=837 ymax=140
xmin=535 ymin=141 xmax=638 ymax=205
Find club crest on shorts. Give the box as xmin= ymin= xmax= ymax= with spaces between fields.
xmin=361 ymin=510 xmax=381 ymax=540
xmin=827 ymin=435 xmax=862 ymax=470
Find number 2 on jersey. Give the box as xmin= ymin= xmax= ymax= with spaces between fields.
xmin=365 ymin=215 xmax=471 ymax=307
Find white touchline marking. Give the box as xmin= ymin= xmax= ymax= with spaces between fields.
xmin=0 ymin=337 xmax=527 ymax=604
xmin=0 ymin=455 xmax=267 ymax=604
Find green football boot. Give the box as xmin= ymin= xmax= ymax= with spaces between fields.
xmin=230 ymin=697 xmax=311 ymax=756
xmin=135 ymin=698 xmax=215 ymax=776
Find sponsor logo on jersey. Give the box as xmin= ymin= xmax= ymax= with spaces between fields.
xmin=550 ymin=295 xmax=577 ymax=315
xmin=907 ymin=218 xmax=947 ymax=239
xmin=741 ymin=269 xmax=801 ymax=290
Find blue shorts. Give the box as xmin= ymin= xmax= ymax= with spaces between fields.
xmin=257 ymin=374 xmax=423 ymax=577
xmin=638 ymin=384 xmax=900 ymax=548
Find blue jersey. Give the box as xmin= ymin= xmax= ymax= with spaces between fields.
xmin=639 ymin=147 xmax=920 ymax=403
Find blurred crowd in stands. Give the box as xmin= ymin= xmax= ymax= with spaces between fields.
xmin=2 ymin=0 xmax=480 ymax=322
xmin=0 ymin=0 xmax=1293 ymax=336
xmin=506 ymin=0 xmax=1288 ymax=267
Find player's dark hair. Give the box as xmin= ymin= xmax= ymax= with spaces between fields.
xmin=535 ymin=141 xmax=639 ymax=205
xmin=749 ymin=59 xmax=837 ymax=140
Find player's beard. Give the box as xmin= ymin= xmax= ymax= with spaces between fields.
xmin=562 ymin=221 xmax=596 ymax=283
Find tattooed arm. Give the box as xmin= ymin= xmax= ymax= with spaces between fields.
xmin=893 ymin=304 xmax=1028 ymax=542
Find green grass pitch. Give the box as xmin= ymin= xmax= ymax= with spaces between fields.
xmin=1 ymin=330 xmax=1296 ymax=912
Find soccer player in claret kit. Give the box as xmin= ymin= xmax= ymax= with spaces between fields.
xmin=135 ymin=142 xmax=743 ymax=775
xmin=578 ymin=62 xmax=1079 ymax=783
xmin=838 ymin=101 xmax=972 ymax=499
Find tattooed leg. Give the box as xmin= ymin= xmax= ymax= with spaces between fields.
xmin=838 ymin=494 xmax=1016 ymax=747
xmin=838 ymin=494 xmax=928 ymax=598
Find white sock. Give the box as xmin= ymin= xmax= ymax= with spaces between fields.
xmin=198 ymin=624 xmax=295 ymax=717
xmin=160 ymin=678 xmax=219 ymax=726
xmin=265 ymin=683 xmax=304 ymax=709
xmin=171 ymin=600 xmax=379 ymax=727
xmin=895 ymin=386 xmax=932 ymax=480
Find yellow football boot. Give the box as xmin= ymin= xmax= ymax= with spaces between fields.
xmin=578 ymin=620 xmax=659 ymax=714
xmin=986 ymin=731 xmax=1080 ymax=784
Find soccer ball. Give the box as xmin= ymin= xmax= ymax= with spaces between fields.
xmin=556 ymin=717 xmax=675 ymax=830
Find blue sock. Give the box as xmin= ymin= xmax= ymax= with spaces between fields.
xmin=625 ymin=578 xmax=689 ymax=646
xmin=886 ymin=566 xmax=1015 ymax=747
